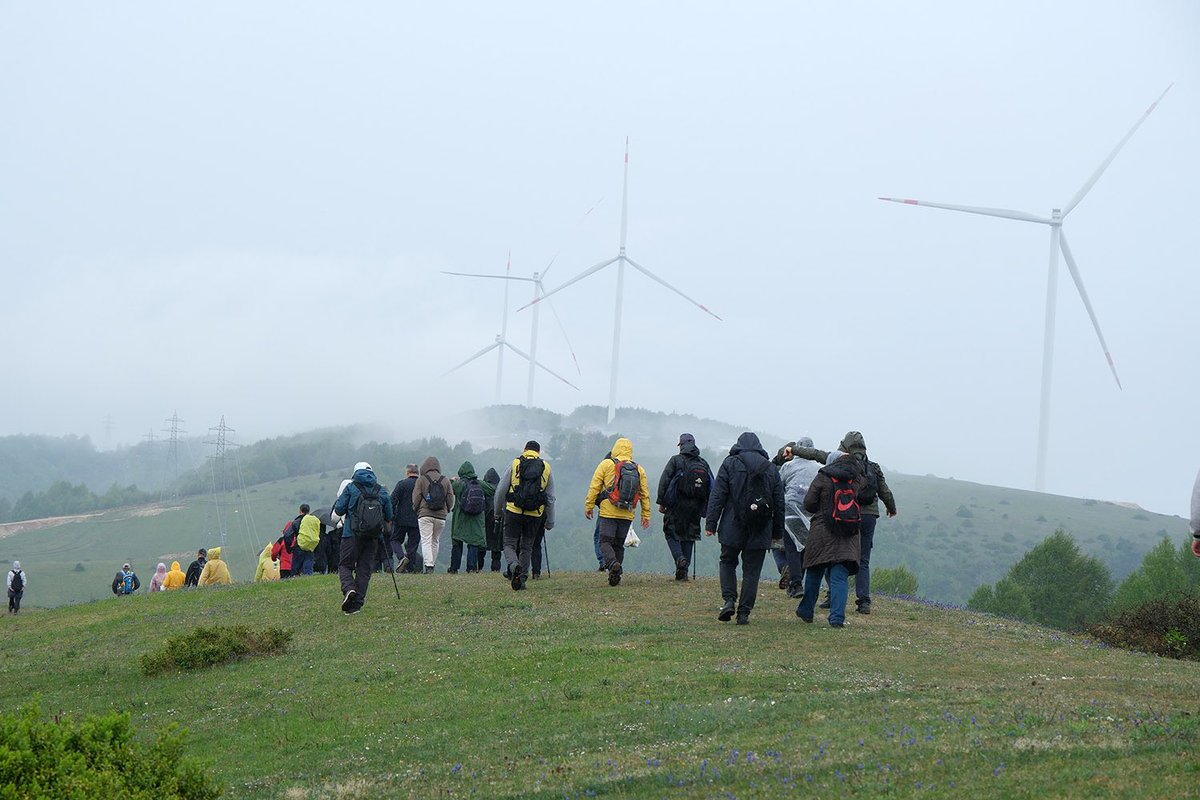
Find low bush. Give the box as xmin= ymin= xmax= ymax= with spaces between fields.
xmin=1089 ymin=593 xmax=1200 ymax=661
xmin=0 ymin=702 xmax=221 ymax=798
xmin=873 ymin=564 xmax=919 ymax=595
xmin=141 ymin=624 xmax=293 ymax=676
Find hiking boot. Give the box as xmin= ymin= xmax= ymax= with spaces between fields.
xmin=796 ymin=607 xmax=813 ymax=624
xmin=717 ymin=600 xmax=735 ymax=622
xmin=447 ymin=568 xmax=458 ymax=574
xmin=397 ymin=556 xmax=409 ymax=573
xmin=345 ymin=605 xmax=363 ymax=616
xmin=818 ymin=592 xmax=831 ymax=610
xmin=778 ymin=566 xmax=789 ymax=590
xmin=856 ymin=601 xmax=872 ymax=615
xmin=674 ymin=556 xmax=689 ymax=581
xmin=510 ymin=566 xmax=523 ymax=591
xmin=830 ymin=621 xmax=846 ymax=628
xmin=736 ymin=612 xmax=750 ymax=626
xmin=607 ymin=562 xmax=623 ymax=586
xmin=424 ymin=566 xmax=434 ymax=574
xmin=340 ymin=589 xmax=357 ymax=613
xmin=597 ymin=564 xmax=608 ymax=571
xmin=532 ymin=572 xmax=540 ymax=580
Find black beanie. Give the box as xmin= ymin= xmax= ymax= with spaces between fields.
xmin=524 ymin=440 xmax=540 ymax=452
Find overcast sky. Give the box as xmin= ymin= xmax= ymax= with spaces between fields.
xmin=2 ymin=1 xmax=1197 ymax=516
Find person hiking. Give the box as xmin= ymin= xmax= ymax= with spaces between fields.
xmin=184 ymin=549 xmax=207 ymax=587
xmin=334 ymin=461 xmax=394 ymax=614
xmin=704 ymin=432 xmax=784 ymax=625
xmin=656 ymin=433 xmax=713 ymax=581
xmin=483 ymin=467 xmax=503 ymax=571
xmin=777 ymin=436 xmax=820 ymax=598
xmin=412 ymin=456 xmax=454 ymax=574
xmin=7 ymin=561 xmax=26 ymax=614
xmin=390 ymin=464 xmax=421 ymax=573
xmin=273 ymin=513 xmax=299 ymax=579
xmin=255 ymin=543 xmax=281 ymax=581
xmin=792 ymin=431 xmax=897 ymax=614
xmin=494 ymin=440 xmax=556 ymax=591
xmin=449 ymin=461 xmax=494 ymax=574
xmin=163 ymin=560 xmax=186 ymax=590
xmin=149 ymin=563 xmax=168 ymax=592
xmin=198 ymin=547 xmax=232 ymax=586
xmin=1191 ymin=467 xmax=1200 ymax=559
xmin=796 ymin=450 xmax=867 ymax=627
xmin=112 ymin=563 xmax=140 ymax=596
xmin=770 ymin=442 xmax=797 ymax=589
xmin=290 ymin=504 xmax=320 ymax=576
xmin=585 ymin=437 xmax=652 ymax=587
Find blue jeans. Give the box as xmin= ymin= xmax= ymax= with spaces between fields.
xmin=291 ymin=549 xmax=315 ymax=576
xmin=665 ymin=536 xmax=694 ymax=565
xmin=799 ymin=563 xmax=850 ymax=625
xmin=857 ymin=515 xmax=877 ymax=604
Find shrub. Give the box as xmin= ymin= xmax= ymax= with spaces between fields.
xmin=1089 ymin=593 xmax=1200 ymax=661
xmin=873 ymin=565 xmax=919 ymax=595
xmin=0 ymin=702 xmax=221 ymax=798
xmin=141 ymin=624 xmax=293 ymax=676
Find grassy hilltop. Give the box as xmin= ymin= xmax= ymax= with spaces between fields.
xmin=0 ymin=571 xmax=1196 ymax=799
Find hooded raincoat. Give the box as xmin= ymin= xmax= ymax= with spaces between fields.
xmin=335 ymin=467 xmax=395 ymax=537
xmin=149 ymin=563 xmax=168 ymax=592
xmin=779 ymin=439 xmax=820 ymax=548
xmin=162 ymin=561 xmax=186 ymax=590
xmin=705 ymin=432 xmax=785 ymax=549
xmin=801 ymin=453 xmax=865 ymax=573
xmin=450 ymin=461 xmax=495 ymax=547
xmin=198 ymin=547 xmax=232 ymax=586
xmin=412 ymin=457 xmax=454 ymax=520
xmin=585 ymin=438 xmax=652 ymax=525
xmin=255 ymin=544 xmax=280 ymax=581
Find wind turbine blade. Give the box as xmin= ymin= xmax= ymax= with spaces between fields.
xmin=1062 ymin=84 xmax=1172 ymax=218
xmin=543 ymin=295 xmax=584 ymax=376
xmin=619 ymin=137 xmax=630 ymax=252
xmin=541 ymin=196 xmax=605 ymax=282
xmin=503 ymin=342 xmax=579 ymax=389
xmin=442 ymin=271 xmax=536 ymax=282
xmin=625 ymin=257 xmax=722 ymax=321
xmin=516 ymin=256 xmax=619 ymax=312
xmin=443 ymin=341 xmax=501 ymax=376
xmin=878 ymin=197 xmax=1050 ymax=225
xmin=1058 ymin=230 xmax=1121 ymax=389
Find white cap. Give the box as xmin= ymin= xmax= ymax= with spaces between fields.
xmin=11 ymin=561 xmax=19 ymax=571
xmin=354 ymin=461 xmax=372 ymax=472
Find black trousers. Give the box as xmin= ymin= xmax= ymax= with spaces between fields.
xmin=338 ymin=536 xmax=379 ymax=609
xmin=719 ymin=545 xmax=767 ymax=614
xmin=503 ymin=511 xmax=541 ymax=577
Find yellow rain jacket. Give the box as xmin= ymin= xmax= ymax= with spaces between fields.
xmin=255 ymin=544 xmax=280 ymax=582
xmin=584 ymin=437 xmax=651 ymax=524
xmin=198 ymin=547 xmax=232 ymax=586
xmin=162 ymin=561 xmax=186 ymax=590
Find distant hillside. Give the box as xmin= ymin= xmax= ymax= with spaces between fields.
xmin=0 ymin=573 xmax=1196 ymax=798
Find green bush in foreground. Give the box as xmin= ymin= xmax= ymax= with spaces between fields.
xmin=1089 ymin=592 xmax=1200 ymax=661
xmin=872 ymin=564 xmax=919 ymax=595
xmin=141 ymin=624 xmax=293 ymax=676
xmin=0 ymin=702 xmax=221 ymax=799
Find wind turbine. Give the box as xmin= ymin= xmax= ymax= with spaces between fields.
xmin=444 ymin=253 xmax=579 ymax=401
xmin=443 ymin=261 xmax=583 ymax=408
xmin=880 ymin=85 xmax=1170 ymax=491
xmin=519 ymin=138 xmax=722 ymax=424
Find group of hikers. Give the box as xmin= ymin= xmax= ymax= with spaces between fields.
xmin=108 ymin=547 xmax=233 ymax=596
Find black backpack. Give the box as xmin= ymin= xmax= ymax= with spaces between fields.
xmin=9 ymin=570 xmax=22 ymax=594
xmin=736 ymin=459 xmax=773 ymax=528
xmin=509 ymin=456 xmax=547 ymax=511
xmin=351 ymin=483 xmax=386 ymax=536
xmin=856 ymin=454 xmax=880 ymax=506
xmin=606 ymin=459 xmax=641 ymax=510
xmin=423 ymin=473 xmax=447 ymax=512
xmin=675 ymin=459 xmax=711 ymax=502
xmin=461 ymin=478 xmax=486 ymax=515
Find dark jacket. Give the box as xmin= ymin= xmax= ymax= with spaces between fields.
xmin=391 ymin=475 xmax=420 ymax=529
xmin=705 ymin=432 xmax=785 ymax=549
xmin=656 ymin=445 xmax=712 ymax=542
xmin=333 ymin=467 xmax=395 ymax=539
xmin=792 ymin=433 xmax=896 ymax=517
xmin=112 ymin=569 xmax=140 ymax=595
xmin=802 ymin=453 xmax=865 ymax=573
xmin=483 ymin=468 xmax=502 ymax=551
xmin=184 ymin=558 xmax=205 ymax=587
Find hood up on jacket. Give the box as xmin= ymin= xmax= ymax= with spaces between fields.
xmin=420 ymin=456 xmax=442 ymax=477
xmin=611 ymin=437 xmax=634 ymax=462
xmin=208 ymin=547 xmax=222 ymax=560
xmin=484 ymin=467 xmax=500 ymax=484
xmin=821 ymin=452 xmax=860 ymax=482
xmin=155 ymin=563 xmax=167 ymax=576
xmin=351 ymin=467 xmax=379 ymax=488
xmin=729 ymin=432 xmax=768 ymax=459
xmin=170 ymin=561 xmax=182 ymax=572
xmin=840 ymin=431 xmax=867 ymax=456
xmin=457 ymin=461 xmax=477 ymax=480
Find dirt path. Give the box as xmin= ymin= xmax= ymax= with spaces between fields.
xmin=0 ymin=504 xmax=184 ymax=540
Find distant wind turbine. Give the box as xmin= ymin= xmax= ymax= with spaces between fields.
xmin=444 ymin=253 xmax=579 ymax=401
xmin=881 ymin=85 xmax=1171 ymax=491
xmin=519 ymin=138 xmax=721 ymax=424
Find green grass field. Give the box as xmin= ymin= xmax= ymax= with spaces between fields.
xmin=0 ymin=569 xmax=1196 ymax=798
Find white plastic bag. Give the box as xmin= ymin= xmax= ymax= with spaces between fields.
xmin=624 ymin=529 xmax=641 ymax=548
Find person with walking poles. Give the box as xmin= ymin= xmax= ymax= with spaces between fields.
xmin=704 ymin=432 xmax=784 ymax=625
xmin=656 ymin=433 xmax=712 ymax=581
xmin=333 ymin=461 xmax=394 ymax=614
xmin=494 ymin=441 xmax=556 ymax=591
xmin=585 ymin=437 xmax=652 ymax=587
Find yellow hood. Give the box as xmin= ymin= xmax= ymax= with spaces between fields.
xmin=611 ymin=437 xmax=633 ymax=461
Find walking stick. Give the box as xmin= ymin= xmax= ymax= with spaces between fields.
xmin=543 ymin=531 xmax=551 ymax=577
xmin=383 ymin=534 xmax=400 ymax=600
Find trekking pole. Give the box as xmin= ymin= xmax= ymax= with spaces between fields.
xmin=384 ymin=536 xmax=400 ymax=600
xmin=543 ymin=532 xmax=551 ymax=577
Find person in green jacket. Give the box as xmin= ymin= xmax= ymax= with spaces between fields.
xmin=449 ymin=461 xmax=495 ymax=573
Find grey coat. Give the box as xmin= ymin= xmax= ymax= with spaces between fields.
xmin=801 ymin=453 xmax=864 ymax=573
xmin=792 ymin=440 xmax=896 ymax=517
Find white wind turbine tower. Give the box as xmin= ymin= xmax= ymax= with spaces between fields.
xmin=519 ymin=138 xmax=722 ymax=424
xmin=881 ymin=85 xmax=1170 ymax=491
xmin=443 ymin=259 xmax=583 ymax=408
xmin=444 ymin=252 xmax=579 ymax=401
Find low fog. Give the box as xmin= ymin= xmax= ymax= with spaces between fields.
xmin=2 ymin=2 xmax=1197 ymax=516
